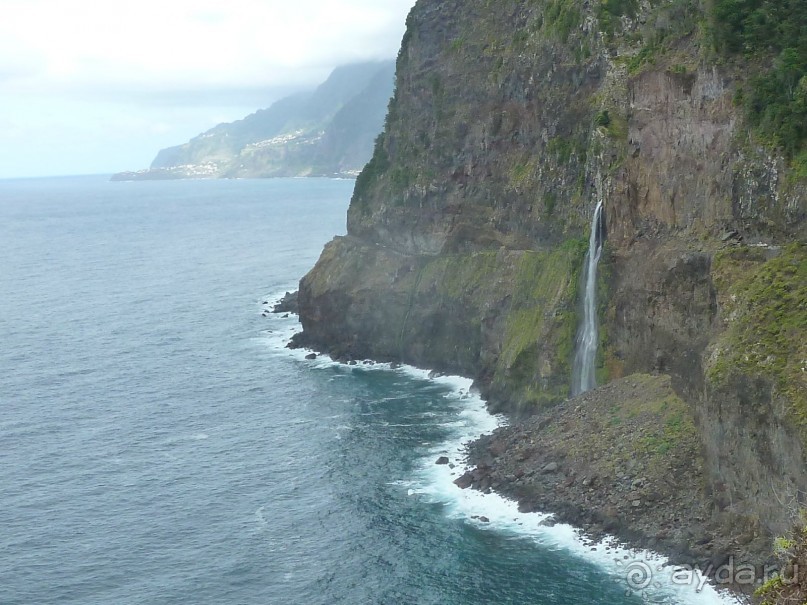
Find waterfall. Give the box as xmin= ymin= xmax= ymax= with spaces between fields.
xmin=571 ymin=199 xmax=605 ymax=396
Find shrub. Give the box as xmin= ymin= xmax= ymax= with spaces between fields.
xmin=709 ymin=0 xmax=807 ymax=158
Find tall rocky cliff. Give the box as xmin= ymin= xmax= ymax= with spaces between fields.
xmin=295 ymin=0 xmax=807 ymax=565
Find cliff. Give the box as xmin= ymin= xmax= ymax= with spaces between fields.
xmin=295 ymin=0 xmax=807 ymax=571
xmin=112 ymin=61 xmax=395 ymax=181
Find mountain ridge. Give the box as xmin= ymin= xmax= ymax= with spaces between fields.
xmin=112 ymin=61 xmax=395 ymax=181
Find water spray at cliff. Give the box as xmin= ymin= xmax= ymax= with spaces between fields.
xmin=571 ymin=199 xmax=605 ymax=396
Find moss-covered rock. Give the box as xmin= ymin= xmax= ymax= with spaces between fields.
xmin=708 ymin=243 xmax=807 ymax=430
xmin=755 ymin=513 xmax=807 ymax=605
xmin=296 ymin=235 xmax=585 ymax=408
xmin=463 ymin=374 xmax=761 ymax=565
xmin=488 ymin=239 xmax=586 ymax=409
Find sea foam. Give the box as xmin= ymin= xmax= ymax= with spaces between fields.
xmin=261 ymin=292 xmax=742 ymax=605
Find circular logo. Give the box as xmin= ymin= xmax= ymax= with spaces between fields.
xmin=624 ymin=560 xmax=654 ymax=592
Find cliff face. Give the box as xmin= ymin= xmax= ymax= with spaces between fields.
xmin=296 ymin=0 xmax=807 ymax=552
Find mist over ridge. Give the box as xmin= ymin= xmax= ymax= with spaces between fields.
xmin=113 ymin=61 xmax=396 ymax=181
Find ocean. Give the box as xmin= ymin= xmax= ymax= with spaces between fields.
xmin=0 ymin=176 xmax=738 ymax=604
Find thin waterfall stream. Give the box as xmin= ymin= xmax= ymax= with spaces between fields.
xmin=571 ymin=199 xmax=605 ymax=396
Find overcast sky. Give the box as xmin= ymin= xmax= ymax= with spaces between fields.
xmin=0 ymin=0 xmax=415 ymax=179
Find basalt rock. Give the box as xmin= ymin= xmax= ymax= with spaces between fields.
xmin=295 ymin=0 xmax=807 ymax=570
xmin=272 ymin=291 xmax=299 ymax=315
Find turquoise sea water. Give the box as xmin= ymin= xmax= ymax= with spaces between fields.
xmin=0 ymin=176 xmax=736 ymax=604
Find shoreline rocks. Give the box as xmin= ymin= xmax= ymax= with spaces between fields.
xmin=272 ymin=291 xmax=299 ymax=315
xmin=460 ymin=374 xmax=771 ymax=598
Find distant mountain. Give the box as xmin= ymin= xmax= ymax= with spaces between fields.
xmin=112 ymin=61 xmax=395 ymax=181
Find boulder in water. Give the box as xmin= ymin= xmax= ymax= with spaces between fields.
xmin=454 ymin=472 xmax=473 ymax=489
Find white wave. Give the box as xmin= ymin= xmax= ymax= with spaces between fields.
xmin=162 ymin=432 xmax=211 ymax=446
xmin=260 ymin=302 xmax=741 ymax=605
xmin=254 ymin=505 xmax=268 ymax=531
xmin=386 ymin=479 xmax=418 ymax=488
xmin=410 ymin=393 xmax=741 ymax=605
xmin=261 ymin=286 xmax=299 ymax=307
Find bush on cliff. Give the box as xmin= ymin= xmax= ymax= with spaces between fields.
xmin=755 ymin=512 xmax=807 ymax=604
xmin=710 ymin=0 xmax=807 ymax=158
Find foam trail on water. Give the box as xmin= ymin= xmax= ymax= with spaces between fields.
xmin=261 ymin=293 xmax=741 ymax=605
xmin=413 ymin=398 xmax=741 ymax=605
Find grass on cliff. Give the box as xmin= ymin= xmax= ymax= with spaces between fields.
xmin=597 ymin=0 xmax=639 ymax=39
xmin=353 ymin=134 xmax=390 ymax=214
xmin=494 ymin=238 xmax=587 ymax=407
xmin=416 ymin=251 xmax=504 ymax=300
xmin=539 ymin=374 xmax=702 ymax=488
xmin=709 ymin=243 xmax=807 ymax=431
xmin=755 ymin=512 xmax=807 ymax=605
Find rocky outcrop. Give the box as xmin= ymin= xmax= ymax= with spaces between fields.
xmin=271 ymin=291 xmax=299 ymax=315
xmin=604 ymin=64 xmax=805 ymax=244
xmin=462 ymin=374 xmax=770 ymax=571
xmin=293 ymin=236 xmax=584 ymax=410
xmin=295 ymin=0 xmax=807 ymax=563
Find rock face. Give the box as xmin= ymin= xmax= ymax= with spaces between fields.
xmin=462 ymin=374 xmax=771 ymax=569
xmin=111 ymin=61 xmax=395 ymax=181
xmin=296 ymin=0 xmax=807 ymax=559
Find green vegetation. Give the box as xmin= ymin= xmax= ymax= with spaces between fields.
xmin=512 ymin=29 xmax=530 ymax=48
xmin=547 ymin=135 xmax=588 ymax=164
xmin=573 ymin=40 xmax=593 ymax=64
xmin=543 ymin=0 xmax=582 ymax=42
xmin=598 ymin=110 xmax=628 ymax=142
xmin=389 ymin=166 xmax=417 ymax=194
xmin=627 ymin=42 xmax=660 ymax=74
xmin=597 ymin=0 xmax=639 ymax=37
xmin=547 ymin=136 xmax=572 ymax=164
xmin=755 ymin=512 xmax=807 ymax=604
xmin=416 ymin=252 xmax=503 ymax=300
xmin=639 ymin=408 xmax=692 ymax=456
xmin=709 ymin=244 xmax=807 ymax=434
xmin=710 ymin=0 xmax=807 ymax=158
xmin=398 ymin=8 xmax=416 ymax=65
xmin=493 ymin=238 xmax=588 ymax=407
xmin=793 ymin=149 xmax=807 ymax=178
xmin=553 ymin=374 xmax=702 ymax=482
xmin=594 ymin=109 xmax=611 ymax=128
xmin=352 ymin=135 xmax=390 ymax=214
xmin=543 ymin=192 xmax=558 ymax=216
xmin=402 ymin=249 xmax=584 ymax=394
xmin=511 ymin=161 xmax=533 ymax=186
xmin=597 ymin=0 xmax=700 ymax=75
xmin=449 ymin=37 xmax=465 ymax=53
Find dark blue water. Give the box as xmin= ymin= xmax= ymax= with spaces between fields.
xmin=0 ymin=176 xmax=732 ymax=604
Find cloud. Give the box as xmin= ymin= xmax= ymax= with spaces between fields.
xmin=0 ymin=0 xmax=414 ymax=98
xmin=0 ymin=0 xmax=415 ymax=177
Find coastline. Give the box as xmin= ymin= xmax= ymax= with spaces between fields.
xmin=459 ymin=376 xmax=774 ymax=602
xmin=262 ymin=290 xmax=743 ymax=605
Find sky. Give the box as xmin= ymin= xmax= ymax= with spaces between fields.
xmin=0 ymin=0 xmax=416 ymax=179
